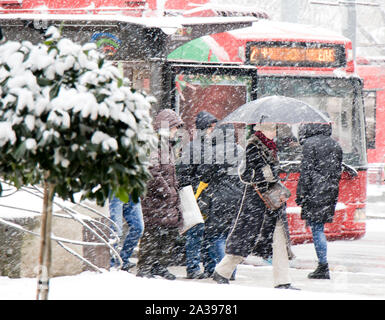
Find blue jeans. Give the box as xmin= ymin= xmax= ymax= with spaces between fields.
xmin=110 ymin=195 xmax=144 ymax=268
xmin=309 ymin=222 xmax=328 ymax=264
xmin=202 ymin=231 xmax=236 ymax=277
xmin=185 ymin=223 xmax=205 ymax=274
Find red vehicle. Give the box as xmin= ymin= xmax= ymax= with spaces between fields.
xmin=167 ymin=19 xmax=368 ymax=244
xmin=356 ymin=57 xmax=385 ymax=185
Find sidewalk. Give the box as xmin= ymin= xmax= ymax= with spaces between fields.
xmin=366 ymin=184 xmax=385 ymax=219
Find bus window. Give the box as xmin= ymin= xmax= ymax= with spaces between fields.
xmin=363 ymin=90 xmax=376 ymax=149
xmin=276 ymin=124 xmax=302 ymax=161
xmin=257 ymin=76 xmax=367 ymax=167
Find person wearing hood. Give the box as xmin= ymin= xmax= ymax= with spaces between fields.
xmin=196 ymin=121 xmax=244 ymax=279
xmin=213 ymin=123 xmax=297 ymax=289
xmin=176 ymin=111 xmax=218 ymax=279
xmin=296 ymin=122 xmax=343 ymax=280
xmin=177 ymin=111 xmax=218 ymax=196
xmin=136 ymin=109 xmax=184 ymax=280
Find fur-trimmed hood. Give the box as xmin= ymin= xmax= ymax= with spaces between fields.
xmin=153 ymin=109 xmax=184 ymax=131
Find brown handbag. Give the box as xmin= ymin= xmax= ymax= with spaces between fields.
xmin=253 ymin=181 xmax=291 ymax=211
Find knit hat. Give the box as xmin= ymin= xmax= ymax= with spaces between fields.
xmin=195 ymin=111 xmax=218 ymax=130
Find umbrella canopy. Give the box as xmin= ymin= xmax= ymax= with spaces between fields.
xmin=220 ymin=95 xmax=331 ymax=125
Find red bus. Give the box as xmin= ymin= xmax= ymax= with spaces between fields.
xmin=356 ymin=57 xmax=385 ymax=185
xmin=167 ymin=19 xmax=368 ymax=244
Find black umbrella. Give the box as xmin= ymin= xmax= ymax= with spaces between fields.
xmin=220 ymin=95 xmax=331 ymax=124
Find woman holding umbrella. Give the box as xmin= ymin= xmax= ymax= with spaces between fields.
xmin=213 ymin=123 xmax=297 ymax=289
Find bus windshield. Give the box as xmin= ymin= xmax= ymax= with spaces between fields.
xmin=257 ymin=76 xmax=367 ymax=167
xmin=172 ymin=67 xmax=367 ymax=168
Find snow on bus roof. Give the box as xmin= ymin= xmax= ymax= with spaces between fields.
xmin=0 ymin=13 xmax=257 ymax=29
xmin=230 ymin=20 xmax=350 ymax=43
xmin=183 ymin=3 xmax=270 ymax=19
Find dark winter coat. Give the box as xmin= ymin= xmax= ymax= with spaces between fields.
xmin=196 ymin=124 xmax=244 ymax=236
xmin=177 ymin=112 xmax=241 ymax=236
xmin=176 ymin=111 xmax=218 ymax=189
xmin=141 ymin=109 xmax=184 ymax=228
xmin=225 ymin=133 xmax=292 ymax=259
xmin=296 ymin=123 xmax=343 ymax=224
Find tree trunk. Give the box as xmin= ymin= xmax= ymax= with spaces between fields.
xmin=36 ymin=179 xmax=55 ymax=300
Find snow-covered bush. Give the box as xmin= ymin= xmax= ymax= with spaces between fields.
xmin=0 ymin=26 xmax=157 ymax=205
xmin=0 ymin=26 xmax=158 ymax=299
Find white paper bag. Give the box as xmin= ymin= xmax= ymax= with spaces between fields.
xmin=179 ymin=185 xmax=204 ymax=234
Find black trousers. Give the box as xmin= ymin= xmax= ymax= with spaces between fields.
xmin=137 ymin=224 xmax=180 ymax=272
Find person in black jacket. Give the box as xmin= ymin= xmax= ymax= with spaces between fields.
xmin=296 ymin=122 xmax=343 ymax=280
xmin=177 ymin=111 xmax=218 ymax=279
xmin=177 ymin=112 xmax=244 ymax=279
xmin=213 ymin=123 xmax=296 ymax=289
xmin=197 ymin=122 xmax=244 ymax=279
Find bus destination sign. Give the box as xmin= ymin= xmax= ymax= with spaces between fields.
xmin=246 ymin=41 xmax=346 ymax=68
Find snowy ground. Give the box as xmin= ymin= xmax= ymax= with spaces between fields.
xmin=1 ymin=247 xmax=382 ymax=300
xmin=0 ymin=183 xmax=385 ymax=300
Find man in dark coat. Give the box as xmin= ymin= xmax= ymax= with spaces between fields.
xmin=176 ymin=111 xmax=218 ymax=279
xmin=177 ymin=111 xmax=218 ymax=191
xmin=137 ymin=109 xmax=184 ymax=280
xmin=197 ymin=122 xmax=244 ymax=278
xmin=177 ymin=112 xmax=243 ymax=279
xmin=296 ymin=122 xmax=343 ymax=279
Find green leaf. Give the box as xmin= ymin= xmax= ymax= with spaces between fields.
xmin=117 ymin=77 xmax=123 ymax=88
xmin=49 ymin=83 xmax=60 ymax=100
xmin=12 ymin=142 xmax=27 ymax=161
xmin=115 ymin=187 xmax=129 ymax=203
xmin=11 ymin=176 xmax=22 ymax=189
xmin=37 ymin=77 xmax=54 ymax=86
xmin=22 ymin=51 xmax=30 ymax=63
xmin=47 ymin=45 xmax=59 ymax=54
xmin=95 ymin=93 xmax=108 ymax=103
xmin=44 ymin=40 xmax=54 ymax=46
